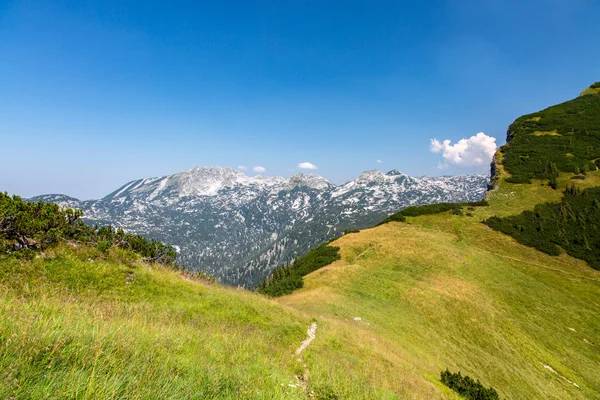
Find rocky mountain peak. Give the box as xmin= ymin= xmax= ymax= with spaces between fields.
xmin=355 ymin=170 xmax=388 ymax=183
xmin=385 ymin=169 xmax=404 ymax=176
xmin=282 ymin=173 xmax=333 ymax=191
xmin=251 ymin=175 xmax=286 ymax=186
xmin=173 ymin=166 xmax=250 ymax=196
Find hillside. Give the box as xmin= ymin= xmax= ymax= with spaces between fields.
xmin=2 ymin=83 xmax=600 ymax=399
xmin=278 ymin=82 xmax=600 ymax=399
xmin=281 ymin=192 xmax=599 ymax=399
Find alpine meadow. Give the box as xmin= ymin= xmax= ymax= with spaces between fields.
xmin=1 ymin=83 xmax=600 ymax=399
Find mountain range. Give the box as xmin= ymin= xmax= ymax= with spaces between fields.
xmin=31 ymin=167 xmax=488 ymax=286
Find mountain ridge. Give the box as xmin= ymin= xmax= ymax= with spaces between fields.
xmin=30 ymin=167 xmax=489 ymax=286
xmin=38 ymin=166 xmax=482 ymax=202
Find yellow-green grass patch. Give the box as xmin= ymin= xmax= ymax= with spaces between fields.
xmin=581 ymin=87 xmax=600 ymax=96
xmin=532 ymin=129 xmax=560 ymax=136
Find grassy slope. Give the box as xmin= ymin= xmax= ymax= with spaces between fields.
xmin=278 ymin=105 xmax=600 ymax=399
xmin=281 ymin=173 xmax=600 ymax=399
xmin=0 ymin=243 xmax=412 ymax=399
xmin=6 ymin=192 xmax=596 ymax=399
xmin=0 ymin=244 xmax=313 ymax=399
xmin=581 ymin=85 xmax=600 ymax=96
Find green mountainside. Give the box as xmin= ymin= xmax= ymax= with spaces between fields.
xmin=1 ymin=83 xmax=600 ymax=399
xmin=484 ymin=82 xmax=600 ymax=269
xmin=501 ymin=87 xmax=600 ymax=184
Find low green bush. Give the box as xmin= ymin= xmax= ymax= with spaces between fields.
xmin=378 ymin=200 xmax=488 ymax=225
xmin=485 ymin=185 xmax=600 ymax=269
xmin=505 ymin=176 xmax=532 ymax=184
xmin=451 ymin=207 xmax=464 ymax=216
xmin=441 ymin=369 xmax=499 ymax=400
xmin=97 ymin=240 xmax=111 ymax=253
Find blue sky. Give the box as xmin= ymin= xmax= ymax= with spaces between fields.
xmin=1 ymin=0 xmax=599 ymax=199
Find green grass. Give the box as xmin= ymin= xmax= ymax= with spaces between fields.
xmin=0 ymin=243 xmax=424 ymax=399
xmin=3 ymin=83 xmax=600 ymax=399
xmin=0 ymin=244 xmax=312 ymax=399
xmin=282 ymin=190 xmax=600 ymax=399
xmin=6 ymin=190 xmax=595 ymax=398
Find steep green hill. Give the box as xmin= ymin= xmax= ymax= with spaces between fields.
xmin=1 ymin=83 xmax=600 ymax=399
xmin=500 ymin=85 xmax=600 ymax=184
xmin=485 ymin=85 xmax=600 ymax=269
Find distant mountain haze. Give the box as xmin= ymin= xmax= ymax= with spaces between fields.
xmin=31 ymin=166 xmax=489 ymax=286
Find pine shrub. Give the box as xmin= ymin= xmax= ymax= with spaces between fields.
xmin=441 ymin=369 xmax=499 ymax=400
xmin=501 ymin=93 xmax=600 ymax=185
xmin=378 ymin=200 xmax=488 ymax=225
xmin=485 ymin=185 xmax=600 ymax=269
xmin=257 ymin=243 xmax=340 ymax=297
xmin=0 ymin=193 xmax=177 ymax=265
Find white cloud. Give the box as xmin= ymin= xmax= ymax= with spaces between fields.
xmin=377 ymin=159 xmax=383 ymax=163
xmin=297 ymin=162 xmax=318 ymax=170
xmin=430 ymin=132 xmax=497 ymax=168
xmin=237 ymin=165 xmax=247 ymax=170
xmin=253 ymin=166 xmax=266 ymax=173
